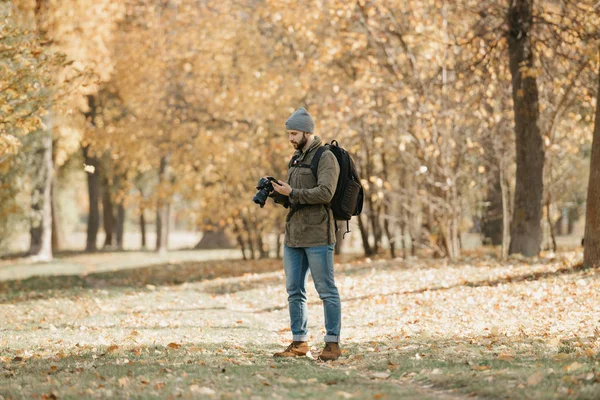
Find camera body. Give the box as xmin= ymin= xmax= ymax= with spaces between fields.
xmin=253 ymin=176 xmax=277 ymax=208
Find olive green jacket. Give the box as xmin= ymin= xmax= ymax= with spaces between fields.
xmin=285 ymin=137 xmax=340 ymax=247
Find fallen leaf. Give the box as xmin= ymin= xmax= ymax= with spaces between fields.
xmin=278 ymin=377 xmax=298 ymax=384
xmin=131 ymin=347 xmax=142 ymax=356
xmin=118 ymin=376 xmax=129 ymax=387
xmin=564 ymin=362 xmax=583 ymax=373
xmin=167 ymin=342 xmax=181 ymax=349
xmin=255 ymin=374 xmax=267 ymax=381
xmin=107 ymin=345 xmax=119 ymax=353
xmin=498 ymin=354 xmax=514 ymax=362
xmin=190 ymin=385 xmax=215 ymax=396
xmin=527 ymin=371 xmax=543 ymax=386
xmin=585 ymin=372 xmax=595 ymax=381
xmin=371 ymin=372 xmax=391 ymax=379
xmin=584 ymin=348 xmax=597 ymax=358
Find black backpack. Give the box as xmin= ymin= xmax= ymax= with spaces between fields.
xmin=289 ymin=140 xmax=364 ymax=237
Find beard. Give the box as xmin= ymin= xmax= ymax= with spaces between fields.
xmin=292 ymin=134 xmax=308 ymax=150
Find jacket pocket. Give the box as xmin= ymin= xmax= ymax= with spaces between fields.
xmin=304 ymin=205 xmax=327 ymax=225
xmin=293 ymin=168 xmax=316 ymax=189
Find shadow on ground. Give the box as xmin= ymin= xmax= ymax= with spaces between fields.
xmin=255 ymin=260 xmax=589 ymax=313
xmin=0 ymin=258 xmax=283 ymax=303
xmin=0 ymin=342 xmax=452 ymax=400
xmin=3 ymin=338 xmax=598 ymax=399
xmin=1 ymin=251 xmax=588 ymax=309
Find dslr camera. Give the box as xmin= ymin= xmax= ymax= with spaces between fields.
xmin=253 ymin=176 xmax=277 ymax=208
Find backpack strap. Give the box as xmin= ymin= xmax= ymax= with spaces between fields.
xmin=288 ymin=153 xmax=301 ymax=168
xmin=343 ymin=220 xmax=351 ymax=239
xmin=289 ymin=145 xmax=328 ymax=181
xmin=308 ymin=145 xmax=328 ymax=181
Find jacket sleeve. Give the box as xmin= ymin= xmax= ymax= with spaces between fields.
xmin=291 ymin=150 xmax=339 ymax=205
xmin=269 ymin=191 xmax=290 ymax=208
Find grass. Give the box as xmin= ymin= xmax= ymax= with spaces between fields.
xmin=1 ymin=251 xmax=600 ymax=399
xmin=2 ymin=343 xmax=433 ymax=399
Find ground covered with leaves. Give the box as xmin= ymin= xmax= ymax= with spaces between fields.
xmin=1 ymin=252 xmax=599 ymax=399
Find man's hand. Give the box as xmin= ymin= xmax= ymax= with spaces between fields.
xmin=272 ymin=180 xmax=292 ymax=196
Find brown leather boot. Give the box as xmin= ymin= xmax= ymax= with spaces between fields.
xmin=273 ymin=341 xmax=309 ymax=357
xmin=318 ymin=342 xmax=341 ymax=361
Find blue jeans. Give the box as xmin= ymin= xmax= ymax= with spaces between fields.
xmin=283 ymin=244 xmax=341 ymax=343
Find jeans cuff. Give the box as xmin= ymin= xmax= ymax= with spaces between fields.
xmin=293 ymin=335 xmax=308 ymax=342
xmin=324 ymin=335 xmax=339 ymax=343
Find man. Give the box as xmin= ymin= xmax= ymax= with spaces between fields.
xmin=270 ymin=107 xmax=342 ymax=361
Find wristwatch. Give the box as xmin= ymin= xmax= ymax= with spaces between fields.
xmin=289 ymin=189 xmax=294 ymax=199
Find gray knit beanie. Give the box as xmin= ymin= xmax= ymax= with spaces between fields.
xmin=285 ymin=107 xmax=315 ymax=133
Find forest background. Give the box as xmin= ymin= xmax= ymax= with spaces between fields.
xmin=1 ymin=0 xmax=600 ymax=266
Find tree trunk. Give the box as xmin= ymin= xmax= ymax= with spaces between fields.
xmin=383 ymin=215 xmax=395 ymax=258
xmin=368 ymin=207 xmax=379 ymax=254
xmin=507 ymin=0 xmax=544 ymax=257
xmin=446 ymin=185 xmax=461 ymax=260
xmin=500 ymin=165 xmax=511 ymax=259
xmin=102 ymin=177 xmax=115 ymax=249
xmin=116 ymin=203 xmax=125 ymax=250
xmin=28 ymin=129 xmax=53 ymax=261
xmin=440 ymin=220 xmax=451 ymax=258
xmin=195 ymin=228 xmax=235 ymax=249
xmin=584 ymin=53 xmax=600 ymax=268
xmin=156 ymin=204 xmax=170 ymax=254
xmin=51 ymin=172 xmax=62 ymax=251
xmin=140 ymin=207 xmax=147 ymax=250
xmin=369 ymin=203 xmax=382 ymax=254
xmin=399 ymin=216 xmax=407 ymax=259
xmin=257 ymin=233 xmax=269 ymax=259
xmin=238 ymin=234 xmax=248 ymax=260
xmin=358 ymin=213 xmax=373 ymax=256
xmin=241 ymin=216 xmax=256 ymax=259
xmin=546 ymin=200 xmax=557 ymax=252
xmin=156 ymin=155 xmax=170 ymax=254
xmin=276 ymin=232 xmax=283 ymax=259
xmin=380 ymin=153 xmax=395 ymax=258
xmin=408 ymin=177 xmax=421 ymax=257
xmin=83 ymin=95 xmax=101 ymax=253
xmin=29 ymin=0 xmax=52 ymax=262
xmin=233 ymin=220 xmax=248 ymax=261
xmin=83 ymin=147 xmax=100 ymax=252
xmin=482 ymin=171 xmax=503 ymax=246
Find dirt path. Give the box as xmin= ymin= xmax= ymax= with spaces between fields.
xmin=2 ymin=252 xmax=598 ymax=399
xmin=0 ymin=249 xmax=243 ymax=281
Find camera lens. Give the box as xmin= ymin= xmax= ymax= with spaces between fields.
xmin=252 ymin=188 xmax=269 ymax=207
